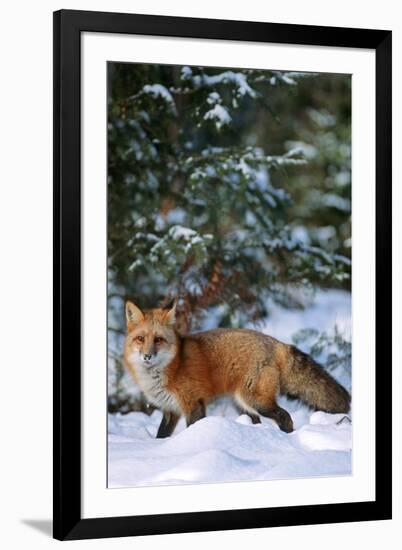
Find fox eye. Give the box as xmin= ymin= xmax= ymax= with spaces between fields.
xmin=154 ymin=336 xmax=165 ymax=344
xmin=135 ymin=335 xmax=144 ymax=343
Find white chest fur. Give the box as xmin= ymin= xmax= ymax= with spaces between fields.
xmin=134 ymin=365 xmax=180 ymax=413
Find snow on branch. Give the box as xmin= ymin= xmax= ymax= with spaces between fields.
xmin=127 ymin=83 xmax=178 ymax=115
xmin=180 ymin=67 xmax=257 ymax=99
xmin=203 ymin=104 xmax=232 ymax=130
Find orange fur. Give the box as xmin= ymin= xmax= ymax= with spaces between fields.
xmin=123 ymin=301 xmax=350 ymax=437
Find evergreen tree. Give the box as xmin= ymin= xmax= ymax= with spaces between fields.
xmin=108 ymin=63 xmax=350 ymax=336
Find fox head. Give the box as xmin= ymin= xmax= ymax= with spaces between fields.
xmin=124 ymin=300 xmax=178 ymax=370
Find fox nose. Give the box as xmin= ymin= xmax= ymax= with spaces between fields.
xmin=143 ymin=353 xmax=152 ymax=361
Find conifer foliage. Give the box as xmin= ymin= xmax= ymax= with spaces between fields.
xmin=108 ymin=63 xmax=351 ymax=333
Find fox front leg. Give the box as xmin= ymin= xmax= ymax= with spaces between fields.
xmin=156 ymin=411 xmax=180 ymax=438
xmin=185 ymin=400 xmax=206 ymax=428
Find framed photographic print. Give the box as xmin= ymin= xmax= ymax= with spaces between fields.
xmin=53 ymin=9 xmax=392 ymax=541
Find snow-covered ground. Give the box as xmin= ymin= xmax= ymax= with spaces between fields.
xmin=108 ymin=289 xmax=351 ymax=488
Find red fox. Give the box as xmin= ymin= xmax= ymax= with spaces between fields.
xmin=123 ymin=300 xmax=351 ymax=438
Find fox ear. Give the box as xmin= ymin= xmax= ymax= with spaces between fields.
xmin=125 ymin=301 xmax=144 ymax=328
xmin=163 ymin=299 xmax=177 ymax=325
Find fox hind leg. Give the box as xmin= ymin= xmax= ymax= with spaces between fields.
xmin=255 ymin=404 xmax=293 ymax=433
xmin=240 ymin=365 xmax=294 ymax=433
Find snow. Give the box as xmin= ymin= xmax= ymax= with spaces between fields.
xmin=291 ymin=225 xmax=311 ymax=245
xmin=321 ymin=193 xmax=351 ymax=212
xmin=108 ymin=289 xmax=352 ymax=488
xmin=108 ymin=408 xmax=351 ymax=487
xmin=166 ymin=207 xmax=187 ymax=225
xmin=169 ymin=225 xmax=212 ymax=248
xmin=169 ymin=225 xmax=197 ymax=240
xmin=204 ymin=104 xmax=232 ymax=129
xmin=256 ymin=288 xmax=351 ymax=344
xmin=286 ymin=140 xmax=318 ymax=160
xmin=142 ymin=84 xmax=177 ymax=114
xmin=191 ymin=70 xmax=257 ymax=98
xmin=308 ymin=108 xmax=336 ymax=128
xmin=266 ymin=71 xmax=310 ymax=86
xmin=180 ymin=66 xmax=192 ymax=79
xmin=206 ymin=91 xmax=221 ymax=105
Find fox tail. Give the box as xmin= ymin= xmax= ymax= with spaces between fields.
xmin=281 ymin=346 xmax=351 ymax=413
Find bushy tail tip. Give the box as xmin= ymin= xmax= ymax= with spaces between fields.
xmin=282 ymin=346 xmax=351 ymax=413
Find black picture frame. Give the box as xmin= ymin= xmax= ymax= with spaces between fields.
xmin=53 ymin=9 xmax=392 ymax=541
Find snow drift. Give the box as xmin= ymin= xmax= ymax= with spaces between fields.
xmin=108 ymin=290 xmax=351 ymax=488
xmin=108 ymin=406 xmax=351 ymax=488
